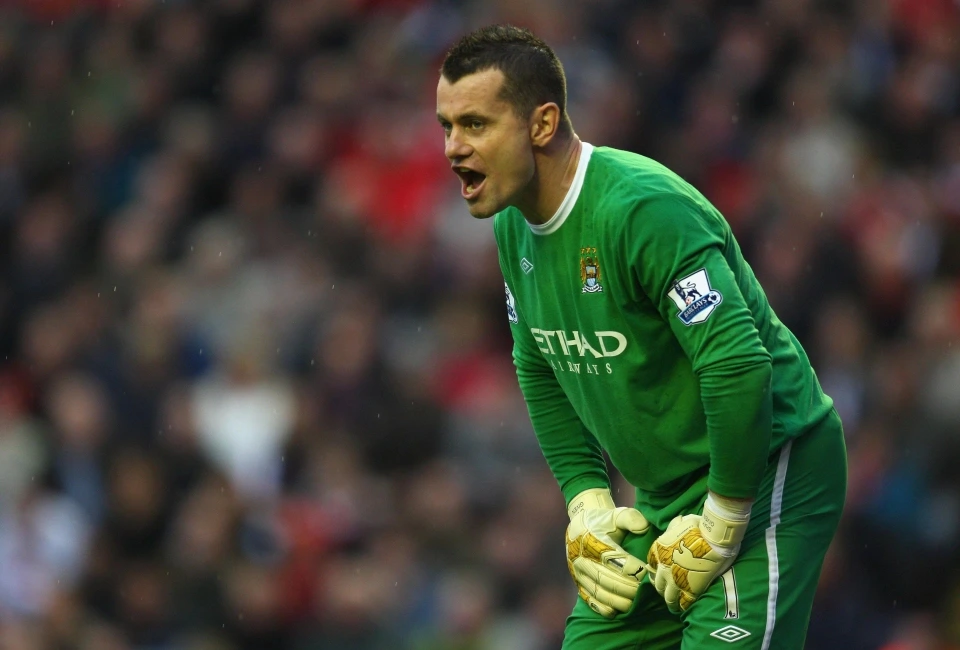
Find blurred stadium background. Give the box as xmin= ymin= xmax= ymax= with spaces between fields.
xmin=0 ymin=0 xmax=959 ymax=648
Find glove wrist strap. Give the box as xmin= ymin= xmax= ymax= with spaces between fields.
xmin=701 ymin=494 xmax=750 ymax=549
xmin=707 ymin=492 xmax=753 ymax=519
xmin=567 ymin=487 xmax=615 ymax=519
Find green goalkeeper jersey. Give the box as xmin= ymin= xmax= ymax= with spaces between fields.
xmin=494 ymin=144 xmax=834 ymax=529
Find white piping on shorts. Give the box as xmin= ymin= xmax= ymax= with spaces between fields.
xmin=761 ymin=440 xmax=792 ymax=650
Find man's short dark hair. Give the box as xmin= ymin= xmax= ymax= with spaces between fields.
xmin=441 ymin=25 xmax=571 ymax=133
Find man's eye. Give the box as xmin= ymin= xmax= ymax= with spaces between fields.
xmin=470 ymin=121 xmax=483 ymax=130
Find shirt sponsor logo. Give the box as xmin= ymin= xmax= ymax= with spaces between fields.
xmin=529 ymin=328 xmax=627 ymax=358
xmin=580 ymin=247 xmax=603 ymax=293
xmin=667 ymin=268 xmax=722 ymax=325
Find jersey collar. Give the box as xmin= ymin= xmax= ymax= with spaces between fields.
xmin=528 ymin=142 xmax=594 ymax=236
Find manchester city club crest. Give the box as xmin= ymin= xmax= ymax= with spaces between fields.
xmin=580 ymin=247 xmax=603 ymax=293
xmin=667 ymin=268 xmax=723 ymax=325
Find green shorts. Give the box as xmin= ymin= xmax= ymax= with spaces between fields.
xmin=563 ymin=409 xmax=847 ymax=650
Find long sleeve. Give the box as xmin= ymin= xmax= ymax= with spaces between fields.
xmin=509 ymin=289 xmax=610 ymax=504
xmin=496 ymin=216 xmax=610 ymax=505
xmin=624 ymin=193 xmax=773 ymax=499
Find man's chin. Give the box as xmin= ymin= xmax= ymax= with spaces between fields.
xmin=466 ymin=202 xmax=497 ymax=219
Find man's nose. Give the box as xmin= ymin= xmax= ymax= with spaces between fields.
xmin=445 ymin=129 xmax=471 ymax=161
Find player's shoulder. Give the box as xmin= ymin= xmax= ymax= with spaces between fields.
xmin=492 ymin=206 xmax=528 ymax=246
xmin=585 ymin=146 xmax=704 ymax=211
xmin=586 ymin=146 xmax=724 ymax=236
xmin=585 ymin=147 xmax=706 ymax=214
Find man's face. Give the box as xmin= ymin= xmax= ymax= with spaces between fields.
xmin=437 ymin=69 xmax=535 ymax=219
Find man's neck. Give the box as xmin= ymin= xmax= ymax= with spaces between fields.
xmin=518 ymin=134 xmax=582 ymax=226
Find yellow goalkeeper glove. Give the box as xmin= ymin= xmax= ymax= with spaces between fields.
xmin=647 ymin=493 xmax=751 ymax=613
xmin=565 ymin=488 xmax=651 ymax=618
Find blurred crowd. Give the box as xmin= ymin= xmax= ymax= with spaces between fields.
xmin=0 ymin=0 xmax=959 ymax=648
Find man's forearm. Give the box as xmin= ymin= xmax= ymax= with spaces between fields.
xmin=516 ymin=362 xmax=610 ymax=502
xmin=700 ymin=360 xmax=773 ymax=500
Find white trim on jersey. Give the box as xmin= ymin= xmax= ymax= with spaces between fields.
xmin=528 ymin=142 xmax=594 ymax=236
xmin=761 ymin=440 xmax=793 ymax=650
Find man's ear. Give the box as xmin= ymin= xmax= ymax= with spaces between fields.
xmin=530 ymin=102 xmax=562 ymax=147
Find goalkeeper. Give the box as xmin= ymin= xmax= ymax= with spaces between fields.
xmin=437 ymin=25 xmax=847 ymax=649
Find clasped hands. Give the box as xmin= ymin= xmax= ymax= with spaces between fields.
xmin=566 ymin=489 xmax=750 ymax=617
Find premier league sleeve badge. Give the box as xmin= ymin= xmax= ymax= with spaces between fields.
xmin=667 ymin=268 xmax=723 ymax=325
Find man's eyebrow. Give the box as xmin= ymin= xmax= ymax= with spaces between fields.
xmin=439 ymin=112 xmax=487 ymax=124
xmin=437 ymin=111 xmax=490 ymax=127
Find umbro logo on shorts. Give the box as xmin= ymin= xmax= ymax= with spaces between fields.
xmin=709 ymin=625 xmax=751 ymax=643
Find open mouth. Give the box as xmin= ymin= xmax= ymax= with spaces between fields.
xmin=454 ymin=167 xmax=487 ymax=200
